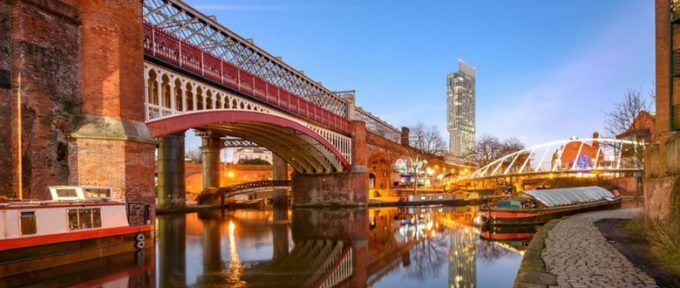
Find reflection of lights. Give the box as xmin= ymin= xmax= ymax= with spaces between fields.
xmin=228 ymin=220 xmax=236 ymax=232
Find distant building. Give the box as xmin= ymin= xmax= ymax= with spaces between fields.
xmin=447 ymin=60 xmax=476 ymax=158
xmin=616 ymin=111 xmax=656 ymax=143
xmin=552 ymin=132 xmax=602 ymax=170
xmin=232 ymin=147 xmax=272 ymax=164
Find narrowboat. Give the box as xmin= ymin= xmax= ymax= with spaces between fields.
xmin=480 ymin=186 xmax=621 ymax=226
xmin=0 ymin=186 xmax=153 ymax=278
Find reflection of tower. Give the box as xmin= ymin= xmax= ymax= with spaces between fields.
xmin=448 ymin=226 xmax=476 ymax=288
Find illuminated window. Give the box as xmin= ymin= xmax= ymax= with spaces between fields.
xmin=20 ymin=211 xmax=37 ymax=235
xmin=67 ymin=208 xmax=102 ymax=230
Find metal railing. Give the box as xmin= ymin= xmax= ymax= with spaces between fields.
xmin=143 ymin=22 xmax=352 ymax=135
xmin=356 ymin=107 xmax=401 ymax=143
xmin=142 ymin=0 xmax=349 ymax=117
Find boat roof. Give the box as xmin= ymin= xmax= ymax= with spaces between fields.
xmin=523 ymin=186 xmax=615 ymax=207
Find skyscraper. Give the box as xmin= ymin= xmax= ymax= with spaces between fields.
xmin=447 ymin=60 xmax=476 ymax=157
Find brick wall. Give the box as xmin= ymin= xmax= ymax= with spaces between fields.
xmin=0 ymin=0 xmax=81 ymax=199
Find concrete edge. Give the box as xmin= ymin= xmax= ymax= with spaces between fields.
xmin=514 ymin=220 xmax=560 ymax=288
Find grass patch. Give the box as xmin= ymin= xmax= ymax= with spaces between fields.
xmin=638 ymin=216 xmax=680 ymax=276
xmin=624 ymin=219 xmax=645 ymax=240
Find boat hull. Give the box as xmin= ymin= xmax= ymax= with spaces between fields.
xmin=0 ymin=225 xmax=153 ymax=278
xmin=481 ymin=198 xmax=621 ymax=226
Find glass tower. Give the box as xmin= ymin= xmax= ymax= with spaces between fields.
xmin=447 ymin=60 xmax=476 ymax=157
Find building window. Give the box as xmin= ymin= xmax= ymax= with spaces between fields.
xmin=67 ymin=208 xmax=102 ymax=230
xmin=20 ymin=211 xmax=37 ymax=235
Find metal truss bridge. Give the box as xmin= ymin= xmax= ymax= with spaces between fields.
xmin=142 ymin=0 xmax=402 ymax=174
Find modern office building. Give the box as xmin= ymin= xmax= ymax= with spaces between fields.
xmin=447 ymin=60 xmax=476 ymax=157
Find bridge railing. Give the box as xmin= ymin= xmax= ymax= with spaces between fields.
xmin=143 ymin=22 xmax=352 ymax=135
xmin=356 ymin=107 xmax=401 ymax=143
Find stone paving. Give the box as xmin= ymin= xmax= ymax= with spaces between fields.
xmin=542 ymin=208 xmax=659 ymax=288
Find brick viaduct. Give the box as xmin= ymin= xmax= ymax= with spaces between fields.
xmin=0 ymin=0 xmax=425 ymax=212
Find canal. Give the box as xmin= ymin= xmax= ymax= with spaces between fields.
xmin=4 ymin=206 xmax=528 ymax=287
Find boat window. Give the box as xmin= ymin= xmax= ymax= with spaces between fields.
xmin=20 ymin=211 xmax=37 ymax=235
xmin=93 ymin=208 xmax=102 ymax=228
xmin=68 ymin=208 xmax=102 ymax=230
xmin=84 ymin=188 xmax=110 ymax=199
xmin=79 ymin=209 xmax=93 ymax=229
xmin=68 ymin=209 xmax=79 ymax=230
xmin=56 ymin=188 xmax=78 ymax=198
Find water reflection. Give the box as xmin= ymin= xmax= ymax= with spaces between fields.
xmin=0 ymin=206 xmax=526 ymax=287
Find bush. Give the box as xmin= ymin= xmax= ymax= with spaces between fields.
xmin=238 ymin=158 xmax=271 ymax=165
xmin=638 ymin=216 xmax=680 ymax=276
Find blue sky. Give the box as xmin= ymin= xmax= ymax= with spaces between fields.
xmin=184 ymin=0 xmax=654 ymax=150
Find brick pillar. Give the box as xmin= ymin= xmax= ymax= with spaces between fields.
xmin=198 ymin=130 xmax=223 ymax=190
xmin=157 ymin=131 xmax=186 ymax=210
xmin=272 ymin=153 xmax=288 ymax=208
xmin=69 ymin=0 xmax=156 ymax=211
xmin=401 ymin=127 xmax=410 ymax=147
xmin=352 ymin=121 xmax=368 ymax=172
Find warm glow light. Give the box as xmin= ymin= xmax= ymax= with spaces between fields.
xmin=228 ymin=220 xmax=236 ymax=232
xmin=227 ymin=171 xmax=235 ymax=178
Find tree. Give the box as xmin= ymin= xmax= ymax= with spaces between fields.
xmin=407 ymin=123 xmax=447 ymax=193
xmin=604 ymin=88 xmax=653 ymax=138
xmin=603 ymin=88 xmax=655 ymax=165
xmin=465 ymin=135 xmax=525 ymax=168
xmin=186 ymin=148 xmax=202 ymax=163
xmin=238 ymin=158 xmax=271 ymax=165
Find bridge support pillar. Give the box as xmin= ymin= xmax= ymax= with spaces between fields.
xmin=291 ymin=121 xmax=368 ymax=207
xmin=272 ymin=154 xmax=288 ymax=208
xmin=157 ymin=132 xmax=186 ymax=210
xmin=198 ymin=130 xmax=224 ymax=190
xmin=68 ymin=0 xmax=156 ymax=215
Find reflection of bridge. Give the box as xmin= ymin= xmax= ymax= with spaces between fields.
xmin=242 ymin=240 xmax=353 ymax=288
xmin=456 ymin=138 xmax=643 ymax=187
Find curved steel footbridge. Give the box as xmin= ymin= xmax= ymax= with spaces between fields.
xmin=455 ymin=138 xmax=644 ymax=186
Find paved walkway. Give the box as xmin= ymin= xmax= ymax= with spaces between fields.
xmin=542 ymin=208 xmax=658 ymax=288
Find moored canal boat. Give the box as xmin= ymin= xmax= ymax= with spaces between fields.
xmin=481 ymin=186 xmax=621 ymax=226
xmin=0 ymin=186 xmax=153 ymax=278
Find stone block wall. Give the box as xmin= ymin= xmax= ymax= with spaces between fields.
xmin=291 ymin=172 xmax=368 ymax=207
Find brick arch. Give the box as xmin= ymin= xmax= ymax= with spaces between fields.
xmin=146 ymin=110 xmax=351 ymax=173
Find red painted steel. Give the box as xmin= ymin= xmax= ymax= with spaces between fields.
xmin=143 ymin=22 xmax=351 ymax=135
xmin=0 ymin=225 xmax=153 ymax=251
xmin=145 ymin=110 xmax=352 ymax=171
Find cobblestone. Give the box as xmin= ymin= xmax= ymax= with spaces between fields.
xmin=541 ymin=208 xmax=659 ymax=288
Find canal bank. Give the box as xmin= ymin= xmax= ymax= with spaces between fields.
xmin=514 ymin=208 xmax=659 ymax=288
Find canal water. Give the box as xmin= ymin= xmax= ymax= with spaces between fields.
xmin=4 ymin=206 xmax=529 ymax=287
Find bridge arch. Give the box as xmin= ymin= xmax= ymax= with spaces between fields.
xmin=147 ymin=110 xmax=351 ymax=174
xmin=464 ymin=138 xmax=643 ymax=181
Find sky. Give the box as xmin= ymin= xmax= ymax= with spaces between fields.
xmin=183 ymin=0 xmax=655 ymax=151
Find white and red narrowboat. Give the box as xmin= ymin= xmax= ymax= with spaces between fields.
xmin=481 ymin=186 xmax=621 ymax=226
xmin=0 ymin=186 xmax=153 ymax=278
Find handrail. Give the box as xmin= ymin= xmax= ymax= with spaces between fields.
xmin=143 ymin=22 xmax=352 ymax=135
